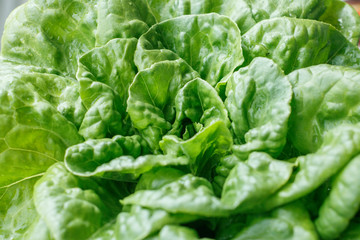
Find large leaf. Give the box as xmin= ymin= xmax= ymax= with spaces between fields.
xmin=225 ymin=58 xmax=292 ymax=159
xmin=33 ymin=163 xmax=122 ymax=240
xmin=288 ymin=64 xmax=360 ymax=154
xmin=221 ymin=152 xmax=293 ymax=212
xmin=263 ymin=124 xmax=360 ymax=211
xmin=135 ymin=13 xmax=243 ymax=86
xmin=242 ymin=17 xmax=360 ymax=74
xmin=146 ymin=0 xmax=360 ymax=45
xmin=95 ymin=0 xmax=156 ymax=46
xmin=1 ymin=0 xmax=98 ymax=76
xmin=77 ymin=38 xmax=138 ymax=139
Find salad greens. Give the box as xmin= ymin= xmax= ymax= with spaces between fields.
xmin=1 ymin=0 xmax=360 ymax=239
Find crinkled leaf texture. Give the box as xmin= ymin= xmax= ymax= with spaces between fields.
xmin=242 ymin=17 xmax=360 ymax=74
xmin=221 ymin=152 xmax=293 ymax=212
xmin=263 ymin=124 xmax=360 ymax=211
xmin=135 ymin=13 xmax=243 ymax=86
xmin=225 ymin=57 xmax=292 ymax=159
xmin=122 ymin=174 xmax=229 ymax=217
xmin=146 ymin=0 xmax=360 ymax=45
xmin=288 ymin=64 xmax=360 ymax=154
xmin=315 ymin=155 xmax=360 ymax=240
xmin=77 ymin=38 xmax=138 ymax=139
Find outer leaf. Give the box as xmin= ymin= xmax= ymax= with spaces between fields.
xmin=160 ymin=121 xmax=232 ymax=177
xmin=122 ymin=174 xmax=229 ymax=217
xmin=146 ymin=0 xmax=360 ymax=44
xmin=221 ymin=152 xmax=293 ymax=212
xmin=233 ymin=202 xmax=318 ymax=240
xmin=288 ymin=64 xmax=360 ymax=154
xmin=127 ymin=61 xmax=198 ymax=151
xmin=77 ymin=38 xmax=138 ymax=139
xmin=1 ymin=0 xmax=98 ymax=76
xmin=319 ymin=0 xmax=360 ymax=45
xmin=315 ymin=155 xmax=360 ymax=240
xmin=0 ymin=72 xmax=83 ymax=187
xmin=115 ymin=206 xmax=197 ymax=240
xmin=95 ymin=0 xmax=156 ymax=46
xmin=0 ymin=177 xmax=41 ymax=239
xmin=263 ymin=124 xmax=360 ymax=211
xmin=242 ymin=17 xmax=360 ymax=74
xmin=33 ymin=163 xmax=122 ymax=240
xmin=225 ymin=58 xmax=292 ymax=159
xmin=0 ymin=60 xmax=85 ymax=127
xmin=135 ymin=13 xmax=243 ymax=86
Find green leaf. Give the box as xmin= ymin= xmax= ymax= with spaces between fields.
xmin=288 ymin=64 xmax=360 ymax=154
xmin=122 ymin=174 xmax=229 ymax=217
xmin=127 ymin=61 xmax=198 ymax=151
xmin=221 ymin=152 xmax=293 ymax=212
xmin=65 ymin=135 xmax=187 ymax=180
xmin=135 ymin=167 xmax=187 ymax=191
xmin=225 ymin=58 xmax=292 ymax=159
xmin=263 ymin=124 xmax=360 ymax=211
xmin=146 ymin=0 xmax=360 ymax=45
xmin=170 ymin=78 xmax=230 ymax=138
xmin=0 ymin=70 xmax=83 ymax=187
xmin=233 ymin=202 xmax=318 ymax=240
xmin=146 ymin=225 xmax=200 ymax=240
xmin=315 ymin=155 xmax=360 ymax=239
xmin=115 ymin=206 xmax=197 ymax=240
xmin=95 ymin=0 xmax=156 ymax=46
xmin=242 ymin=17 xmax=360 ymax=74
xmin=161 ymin=121 xmax=232 ymax=177
xmin=135 ymin=13 xmax=243 ymax=86
xmin=0 ymin=177 xmax=41 ymax=240
xmin=1 ymin=0 xmax=97 ymax=76
xmin=319 ymin=0 xmax=360 ymax=45
xmin=33 ymin=163 xmax=122 ymax=240
xmin=77 ymin=38 xmax=138 ymax=139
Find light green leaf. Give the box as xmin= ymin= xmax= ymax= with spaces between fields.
xmin=115 ymin=205 xmax=197 ymax=240
xmin=0 ymin=177 xmax=41 ymax=240
xmin=1 ymin=0 xmax=98 ymax=76
xmin=122 ymin=174 xmax=229 ymax=217
xmin=127 ymin=61 xmax=198 ymax=151
xmin=233 ymin=202 xmax=318 ymax=240
xmin=33 ymin=163 xmax=122 ymax=240
xmin=319 ymin=0 xmax=360 ymax=45
xmin=288 ymin=64 xmax=360 ymax=154
xmin=315 ymin=155 xmax=360 ymax=240
xmin=146 ymin=225 xmax=200 ymax=240
xmin=95 ymin=0 xmax=156 ymax=46
xmin=77 ymin=38 xmax=138 ymax=139
xmin=161 ymin=121 xmax=232 ymax=177
xmin=225 ymin=58 xmax=292 ymax=159
xmin=263 ymin=124 xmax=360 ymax=210
xmin=170 ymin=78 xmax=230 ymax=138
xmin=221 ymin=152 xmax=293 ymax=212
xmin=135 ymin=13 xmax=243 ymax=86
xmin=242 ymin=17 xmax=360 ymax=74
xmin=135 ymin=167 xmax=186 ymax=191
xmin=65 ymin=135 xmax=186 ymax=180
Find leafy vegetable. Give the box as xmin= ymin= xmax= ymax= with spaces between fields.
xmin=1 ymin=0 xmax=360 ymax=239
